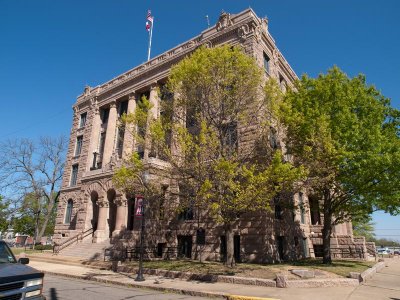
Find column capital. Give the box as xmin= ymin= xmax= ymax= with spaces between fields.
xmin=150 ymin=82 xmax=159 ymax=90
xmin=109 ymin=100 xmax=117 ymax=109
xmin=128 ymin=92 xmax=136 ymax=100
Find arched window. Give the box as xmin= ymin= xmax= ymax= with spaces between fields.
xmin=65 ymin=199 xmax=73 ymax=224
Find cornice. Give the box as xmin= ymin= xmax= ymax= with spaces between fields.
xmin=74 ymin=9 xmax=264 ymax=105
xmin=74 ymin=8 xmax=298 ymax=107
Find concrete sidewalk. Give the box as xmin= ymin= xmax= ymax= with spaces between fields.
xmin=29 ymin=260 xmax=359 ymax=300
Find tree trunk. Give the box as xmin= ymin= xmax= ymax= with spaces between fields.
xmin=225 ymin=223 xmax=235 ymax=268
xmin=322 ymin=190 xmax=333 ymax=264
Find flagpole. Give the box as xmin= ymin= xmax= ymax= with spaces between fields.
xmin=147 ymin=18 xmax=154 ymax=61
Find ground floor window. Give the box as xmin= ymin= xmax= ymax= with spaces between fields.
xmin=177 ymin=235 xmax=192 ymax=258
xmin=276 ymin=236 xmax=285 ymax=261
xmin=313 ymin=244 xmax=324 ymax=257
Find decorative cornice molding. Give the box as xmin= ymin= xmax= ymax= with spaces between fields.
xmin=216 ymin=11 xmax=233 ymax=31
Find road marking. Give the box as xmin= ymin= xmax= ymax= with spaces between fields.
xmin=227 ymin=295 xmax=280 ymax=300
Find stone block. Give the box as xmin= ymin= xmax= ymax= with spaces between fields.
xmin=276 ymin=274 xmax=287 ymax=288
xmin=349 ymin=272 xmax=361 ymax=282
xmin=291 ymin=269 xmax=315 ymax=278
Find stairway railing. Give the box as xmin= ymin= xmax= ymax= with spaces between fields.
xmin=53 ymin=228 xmax=94 ymax=254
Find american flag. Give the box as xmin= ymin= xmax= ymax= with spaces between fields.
xmin=147 ymin=10 xmax=153 ymax=24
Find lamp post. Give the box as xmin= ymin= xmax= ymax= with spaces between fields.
xmin=135 ymin=171 xmax=149 ymax=282
xmin=135 ymin=194 xmax=145 ymax=281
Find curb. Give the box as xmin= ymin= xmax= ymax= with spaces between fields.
xmin=38 ymin=269 xmax=226 ymax=299
xmin=37 ymin=269 xmax=279 ymax=300
xmin=357 ymin=261 xmax=386 ymax=283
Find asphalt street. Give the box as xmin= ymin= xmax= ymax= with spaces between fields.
xmin=43 ymin=275 xmax=210 ymax=300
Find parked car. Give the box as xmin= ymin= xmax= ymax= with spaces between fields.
xmin=377 ymin=248 xmax=390 ymax=255
xmin=0 ymin=240 xmax=45 ymax=299
xmin=394 ymin=250 xmax=400 ymax=255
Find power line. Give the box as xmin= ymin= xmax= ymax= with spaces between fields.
xmin=0 ymin=108 xmax=71 ymax=139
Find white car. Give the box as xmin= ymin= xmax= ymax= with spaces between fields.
xmin=377 ymin=248 xmax=390 ymax=255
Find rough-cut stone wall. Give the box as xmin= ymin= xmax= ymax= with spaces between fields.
xmin=55 ymin=8 xmax=365 ymax=262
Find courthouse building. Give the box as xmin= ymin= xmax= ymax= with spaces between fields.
xmin=54 ymin=9 xmax=369 ymax=262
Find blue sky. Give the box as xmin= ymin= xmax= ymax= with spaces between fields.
xmin=1 ymin=0 xmax=399 ymax=240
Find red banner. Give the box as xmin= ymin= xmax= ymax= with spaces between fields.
xmin=135 ymin=195 xmax=144 ymax=217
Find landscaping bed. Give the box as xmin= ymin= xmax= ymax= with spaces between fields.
xmin=87 ymin=258 xmax=375 ymax=280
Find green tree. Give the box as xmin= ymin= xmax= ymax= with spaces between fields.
xmin=114 ymin=45 xmax=305 ymax=267
xmin=276 ymin=67 xmax=400 ymax=263
xmin=352 ymin=216 xmax=375 ymax=242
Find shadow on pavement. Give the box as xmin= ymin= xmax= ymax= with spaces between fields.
xmin=50 ymin=287 xmax=58 ymax=300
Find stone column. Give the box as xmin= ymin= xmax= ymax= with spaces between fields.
xmin=103 ymin=101 xmax=118 ymax=166
xmin=346 ymin=221 xmax=354 ymax=236
xmin=144 ymin=84 xmax=159 ymax=159
xmin=87 ymin=100 xmax=101 ymax=170
xmin=122 ymin=93 xmax=137 ymax=160
xmin=113 ymin=195 xmax=127 ymax=236
xmin=94 ymin=196 xmax=109 ymax=242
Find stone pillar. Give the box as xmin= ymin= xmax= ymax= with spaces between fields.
xmin=94 ymin=196 xmax=109 ymax=242
xmin=144 ymin=84 xmax=159 ymax=159
xmin=87 ymin=101 xmax=101 ymax=170
xmin=113 ymin=195 xmax=127 ymax=236
xmin=122 ymin=93 xmax=137 ymax=160
xmin=103 ymin=101 xmax=118 ymax=166
xmin=346 ymin=221 xmax=354 ymax=236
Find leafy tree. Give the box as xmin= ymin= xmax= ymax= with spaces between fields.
xmin=0 ymin=136 xmax=66 ymax=242
xmin=352 ymin=216 xmax=375 ymax=242
xmin=114 ymin=45 xmax=305 ymax=267
xmin=373 ymin=238 xmax=400 ymax=247
xmin=276 ymin=67 xmax=400 ymax=263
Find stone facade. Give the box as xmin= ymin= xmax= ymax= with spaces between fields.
xmin=54 ymin=9 xmax=367 ymax=262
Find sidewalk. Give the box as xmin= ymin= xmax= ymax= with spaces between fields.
xmin=29 ymin=259 xmax=359 ymax=300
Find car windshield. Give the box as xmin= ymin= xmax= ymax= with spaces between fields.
xmin=0 ymin=243 xmax=17 ymax=263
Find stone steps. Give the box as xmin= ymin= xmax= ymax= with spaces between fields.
xmin=59 ymin=240 xmax=111 ymax=260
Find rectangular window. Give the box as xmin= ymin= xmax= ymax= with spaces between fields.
xmin=101 ymin=108 xmax=110 ymax=124
xmin=79 ymin=112 xmax=87 ymax=128
xmin=116 ymin=127 xmax=124 ymax=158
xmin=178 ymin=185 xmax=194 ymax=221
xmin=274 ymin=195 xmax=283 ymax=220
xmin=263 ymin=52 xmax=270 ymax=74
xmin=75 ymin=136 xmax=83 ymax=156
xmin=299 ymin=192 xmax=305 ymax=224
xmin=223 ymin=122 xmax=238 ymax=154
xmin=70 ymin=164 xmax=79 ymax=186
xmin=118 ymin=100 xmax=128 ymax=117
xmin=98 ymin=132 xmax=106 ymax=167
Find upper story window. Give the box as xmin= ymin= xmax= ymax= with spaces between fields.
xmin=299 ymin=192 xmax=305 ymax=224
xmin=64 ymin=199 xmax=73 ymax=224
xmin=274 ymin=195 xmax=283 ymax=220
xmin=178 ymin=185 xmax=194 ymax=221
xmin=75 ymin=136 xmax=83 ymax=156
xmin=118 ymin=100 xmax=128 ymax=117
xmin=79 ymin=112 xmax=87 ymax=128
xmin=222 ymin=122 xmax=238 ymax=154
xmin=269 ymin=126 xmax=279 ymax=149
xmin=70 ymin=164 xmax=79 ymax=186
xmin=263 ymin=52 xmax=270 ymax=74
xmin=101 ymin=108 xmax=110 ymax=125
xmin=279 ymin=74 xmax=287 ymax=92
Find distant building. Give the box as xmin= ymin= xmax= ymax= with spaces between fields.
xmin=54 ymin=9 xmax=367 ymax=262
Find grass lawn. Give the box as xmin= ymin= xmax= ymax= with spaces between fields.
xmin=122 ymin=258 xmax=376 ymax=279
xmin=11 ymin=247 xmax=42 ymax=256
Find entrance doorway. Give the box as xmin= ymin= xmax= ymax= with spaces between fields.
xmin=107 ymin=190 xmax=117 ymax=237
xmin=90 ymin=191 xmax=99 ymax=231
xmin=127 ymin=197 xmax=135 ymax=230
